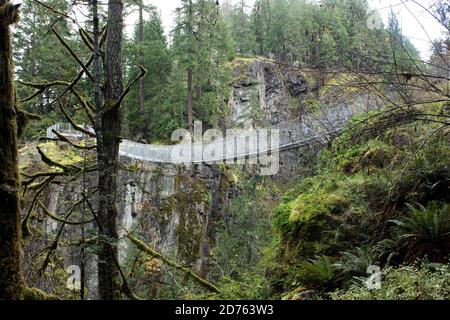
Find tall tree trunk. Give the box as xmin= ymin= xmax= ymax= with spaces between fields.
xmin=0 ymin=1 xmax=24 ymax=299
xmin=96 ymin=0 xmax=124 ymax=300
xmin=138 ymin=2 xmax=145 ymax=136
xmin=187 ymin=68 xmax=193 ymax=133
xmin=186 ymin=0 xmax=194 ymax=134
xmin=195 ymin=83 xmax=202 ymax=118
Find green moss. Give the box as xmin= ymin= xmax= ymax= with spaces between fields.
xmin=162 ymin=173 xmax=212 ymax=262
xmin=37 ymin=141 xmax=84 ymax=167
xmin=0 ymin=1 xmax=25 ymax=299
xmin=320 ymin=73 xmax=359 ymax=96
xmin=230 ymin=56 xmax=263 ymax=70
xmin=229 ymin=56 xmax=274 ymax=83
xmin=23 ymin=287 xmax=59 ymax=300
xmin=270 ymin=107 xmax=450 ymax=299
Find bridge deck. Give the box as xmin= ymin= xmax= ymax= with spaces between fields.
xmin=47 ymin=104 xmax=358 ymax=164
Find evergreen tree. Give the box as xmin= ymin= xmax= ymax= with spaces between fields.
xmin=429 ymin=38 xmax=449 ymax=79
xmin=221 ymin=0 xmax=254 ymax=55
xmin=13 ymin=0 xmax=79 ymax=139
xmin=14 ymin=0 xmax=78 ymax=114
xmin=385 ymin=10 xmax=420 ymax=75
xmin=171 ymin=0 xmax=233 ymax=132
xmin=124 ymin=5 xmax=172 ymax=141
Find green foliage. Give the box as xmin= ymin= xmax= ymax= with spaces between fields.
xmin=171 ymin=0 xmax=234 ymax=130
xmin=273 ymin=172 xmax=368 ymax=260
xmin=334 ymin=247 xmax=374 ymax=277
xmin=271 ymin=112 xmax=450 ymax=298
xmin=295 ymin=256 xmax=336 ymax=288
xmin=124 ymin=5 xmax=172 ymax=141
xmin=290 ymin=189 xmax=349 ymax=224
xmin=221 ymin=0 xmax=255 ymax=55
xmin=373 ymin=238 xmax=402 ymax=267
xmin=37 ymin=141 xmax=84 ymax=167
xmin=14 ymin=0 xmax=79 ymax=120
xmin=211 ymin=178 xmax=275 ymax=276
xmin=397 ymin=138 xmax=450 ymax=204
xmin=201 ymin=176 xmax=279 ymax=299
xmin=220 ymin=0 xmax=420 ymax=73
xmin=189 ymin=273 xmax=271 ymax=300
xmin=331 ymin=263 xmax=450 ymax=300
xmin=390 ymin=202 xmax=450 ymax=262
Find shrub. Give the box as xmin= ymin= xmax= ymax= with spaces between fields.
xmin=390 ymin=202 xmax=450 ymax=262
xmin=397 ymin=138 xmax=450 ymax=204
xmin=331 ymin=264 xmax=450 ymax=300
xmin=295 ymin=256 xmax=336 ymax=289
xmin=334 ymin=247 xmax=375 ymax=277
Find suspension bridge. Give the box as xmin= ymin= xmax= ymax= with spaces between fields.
xmin=46 ymin=104 xmax=359 ymax=165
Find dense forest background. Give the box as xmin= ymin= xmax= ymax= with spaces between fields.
xmin=16 ymin=0 xmax=432 ymax=143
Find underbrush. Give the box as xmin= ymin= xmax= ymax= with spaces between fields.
xmin=268 ymin=110 xmax=450 ymax=299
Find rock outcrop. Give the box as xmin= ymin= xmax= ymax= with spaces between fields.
xmin=229 ymin=57 xmax=308 ymax=128
xmin=22 ymin=57 xmax=314 ymax=298
xmin=229 ymin=57 xmax=311 ymax=179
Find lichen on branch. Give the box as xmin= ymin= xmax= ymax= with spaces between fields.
xmin=126 ymin=233 xmax=221 ymax=294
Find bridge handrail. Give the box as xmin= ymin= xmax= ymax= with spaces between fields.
xmin=46 ymin=103 xmax=358 ymax=164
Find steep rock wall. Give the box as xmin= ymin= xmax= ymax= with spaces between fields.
xmin=228 ymin=57 xmax=310 ymax=180
xmin=23 ymin=57 xmax=314 ymax=298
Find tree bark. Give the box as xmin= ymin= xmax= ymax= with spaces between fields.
xmin=138 ymin=2 xmax=147 ymax=139
xmin=0 ymin=0 xmax=24 ymax=299
xmin=138 ymin=2 xmax=145 ymax=117
xmin=96 ymin=0 xmax=124 ymax=300
xmin=187 ymin=68 xmax=193 ymax=133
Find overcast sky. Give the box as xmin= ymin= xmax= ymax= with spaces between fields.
xmin=128 ymin=0 xmax=447 ymax=60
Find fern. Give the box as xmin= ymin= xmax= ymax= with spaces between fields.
xmin=334 ymin=247 xmax=374 ymax=276
xmin=297 ymin=256 xmax=336 ymax=287
xmin=390 ymin=202 xmax=450 ymax=261
xmin=374 ymin=238 xmax=401 ymax=266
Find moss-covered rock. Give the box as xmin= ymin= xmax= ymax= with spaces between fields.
xmin=270 ymin=109 xmax=450 ymax=298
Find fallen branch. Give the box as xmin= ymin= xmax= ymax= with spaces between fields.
xmin=126 ymin=233 xmax=220 ymax=294
xmin=37 ymin=201 xmax=96 ymax=225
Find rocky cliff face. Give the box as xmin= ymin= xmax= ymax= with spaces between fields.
xmin=115 ymin=160 xmax=233 ymax=275
xmin=228 ymin=57 xmax=308 ymax=128
xmin=22 ymin=57 xmax=312 ymax=299
xmin=22 ymin=156 xmax=234 ymax=299
xmin=228 ymin=57 xmax=312 ymax=179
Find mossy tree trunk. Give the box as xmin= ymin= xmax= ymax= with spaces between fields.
xmin=138 ymin=1 xmax=146 ymax=138
xmin=96 ymin=0 xmax=123 ymax=300
xmin=0 ymin=0 xmax=24 ymax=299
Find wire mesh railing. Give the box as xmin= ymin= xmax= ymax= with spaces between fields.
xmin=47 ymin=103 xmax=360 ymax=164
xmin=46 ymin=123 xmax=95 ymax=139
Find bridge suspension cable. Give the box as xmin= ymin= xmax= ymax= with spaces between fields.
xmin=46 ymin=103 xmax=359 ymax=164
